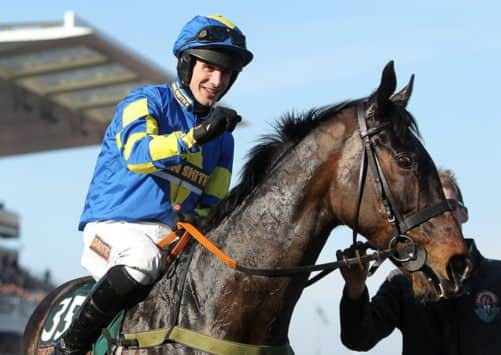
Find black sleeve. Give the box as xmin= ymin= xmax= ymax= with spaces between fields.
xmin=340 ymin=273 xmax=405 ymax=351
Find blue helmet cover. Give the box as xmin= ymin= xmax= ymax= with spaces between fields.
xmin=173 ymin=15 xmax=253 ymax=67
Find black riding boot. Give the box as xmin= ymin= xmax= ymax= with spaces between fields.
xmin=54 ymin=266 xmax=149 ymax=355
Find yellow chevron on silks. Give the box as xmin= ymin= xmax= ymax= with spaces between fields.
xmin=182 ymin=129 xmax=196 ymax=149
xmin=186 ymin=148 xmax=203 ymax=169
xmin=145 ymin=115 xmax=159 ymax=135
xmin=122 ymin=98 xmax=149 ymax=127
xmin=127 ymin=161 xmax=157 ymax=174
xmin=172 ymin=184 xmax=190 ymax=205
xmin=149 ymin=133 xmax=182 ymax=162
xmin=195 ymin=207 xmax=210 ymax=217
xmin=124 ymin=132 xmax=147 ymax=161
xmin=116 ymin=132 xmax=123 ymax=150
xmin=204 ymin=167 xmax=231 ymax=199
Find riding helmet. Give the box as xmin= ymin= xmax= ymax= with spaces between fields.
xmin=173 ymin=15 xmax=254 ymax=90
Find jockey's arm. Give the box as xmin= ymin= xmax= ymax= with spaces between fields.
xmin=115 ymin=92 xmax=199 ymax=174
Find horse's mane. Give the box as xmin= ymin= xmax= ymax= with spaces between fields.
xmin=204 ymin=98 xmax=419 ymax=230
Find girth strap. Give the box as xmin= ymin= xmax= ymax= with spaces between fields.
xmin=122 ymin=326 xmax=294 ymax=355
xmin=122 ymin=328 xmax=168 ymax=347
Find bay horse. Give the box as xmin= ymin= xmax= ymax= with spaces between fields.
xmin=25 ymin=62 xmax=468 ymax=354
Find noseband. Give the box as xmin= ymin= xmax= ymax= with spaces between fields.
xmin=352 ymin=103 xmax=451 ymax=272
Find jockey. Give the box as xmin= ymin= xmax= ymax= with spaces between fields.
xmin=55 ymin=15 xmax=253 ymax=354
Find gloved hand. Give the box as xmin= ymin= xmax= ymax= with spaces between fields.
xmin=193 ymin=107 xmax=242 ymax=145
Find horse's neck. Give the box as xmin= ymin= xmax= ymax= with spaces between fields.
xmin=178 ymin=117 xmax=353 ymax=344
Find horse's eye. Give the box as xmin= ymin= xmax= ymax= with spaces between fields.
xmin=396 ymin=153 xmax=413 ymax=169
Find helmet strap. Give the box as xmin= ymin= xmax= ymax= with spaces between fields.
xmin=177 ymin=52 xmax=195 ymax=88
xmin=176 ymin=54 xmax=210 ymax=116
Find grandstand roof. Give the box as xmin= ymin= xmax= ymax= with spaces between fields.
xmin=0 ymin=11 xmax=173 ymax=156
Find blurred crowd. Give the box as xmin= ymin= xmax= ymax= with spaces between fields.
xmin=0 ymin=248 xmax=53 ymax=301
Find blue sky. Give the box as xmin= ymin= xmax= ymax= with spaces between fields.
xmin=1 ymin=1 xmax=500 ymax=354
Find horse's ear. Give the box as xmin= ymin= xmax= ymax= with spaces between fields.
xmin=391 ymin=74 xmax=415 ymax=108
xmin=374 ymin=61 xmax=397 ymax=110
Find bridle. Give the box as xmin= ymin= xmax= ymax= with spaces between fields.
xmin=351 ymin=102 xmax=451 ymax=274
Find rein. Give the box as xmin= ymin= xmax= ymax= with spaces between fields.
xmin=158 ymin=222 xmax=395 ymax=286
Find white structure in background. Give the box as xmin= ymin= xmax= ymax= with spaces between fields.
xmin=0 ymin=10 xmax=172 ymax=157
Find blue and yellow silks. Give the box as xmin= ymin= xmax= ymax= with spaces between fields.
xmin=79 ymin=81 xmax=233 ymax=230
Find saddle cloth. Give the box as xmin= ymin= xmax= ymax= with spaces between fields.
xmin=37 ymin=278 xmax=123 ymax=355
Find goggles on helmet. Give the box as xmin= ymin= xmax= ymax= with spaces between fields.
xmin=182 ymin=25 xmax=246 ymax=49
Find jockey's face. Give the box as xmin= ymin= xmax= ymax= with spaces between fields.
xmin=189 ymin=60 xmax=233 ymax=107
xmin=443 ymin=187 xmax=469 ymax=226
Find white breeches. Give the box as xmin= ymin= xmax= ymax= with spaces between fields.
xmin=81 ymin=221 xmax=173 ymax=285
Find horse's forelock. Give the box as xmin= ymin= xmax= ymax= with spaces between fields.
xmin=392 ymin=107 xmax=421 ymax=142
xmin=375 ymin=103 xmax=421 ymax=142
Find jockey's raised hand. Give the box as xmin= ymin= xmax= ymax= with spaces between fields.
xmin=193 ymin=106 xmax=242 ymax=145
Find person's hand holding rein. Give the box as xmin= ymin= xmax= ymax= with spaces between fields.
xmin=338 ymin=243 xmax=369 ymax=299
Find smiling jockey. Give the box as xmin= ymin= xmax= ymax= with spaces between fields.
xmin=55 ymin=15 xmax=253 ymax=354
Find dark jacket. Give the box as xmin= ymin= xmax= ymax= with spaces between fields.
xmin=340 ymin=239 xmax=501 ymax=355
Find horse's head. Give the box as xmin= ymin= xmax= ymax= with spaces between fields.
xmin=327 ymin=61 xmax=469 ymax=301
